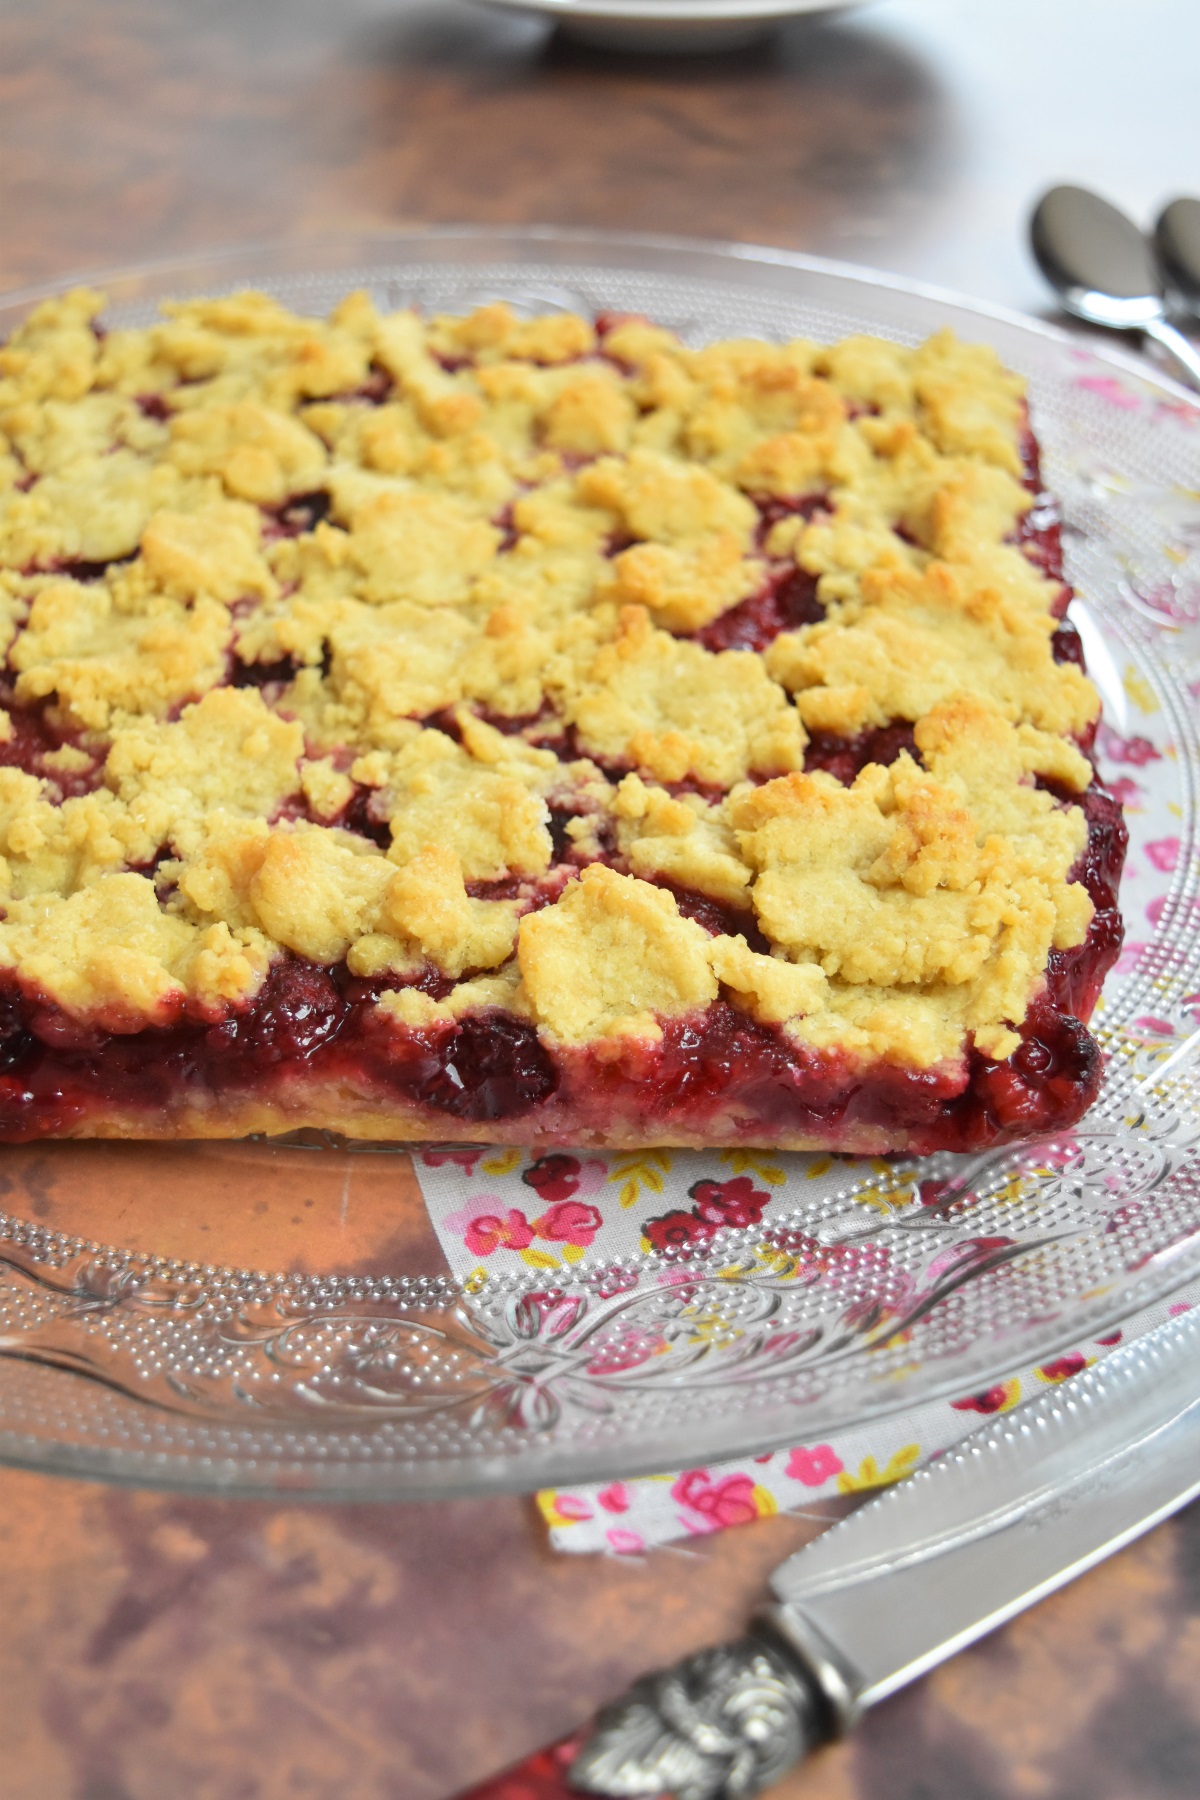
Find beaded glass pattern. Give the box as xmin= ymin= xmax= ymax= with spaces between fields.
xmin=0 ymin=231 xmax=1195 ymax=1498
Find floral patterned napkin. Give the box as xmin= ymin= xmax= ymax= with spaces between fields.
xmin=412 ymin=561 xmax=1198 ymax=1556
xmin=530 ymin=1283 xmax=1200 ymax=1553
xmin=414 ymin=1141 xmax=1200 ymax=1554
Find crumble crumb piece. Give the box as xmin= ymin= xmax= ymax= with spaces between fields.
xmin=577 ymin=447 xmax=758 ymax=548
xmin=540 ymin=370 xmax=637 ymax=456
xmin=562 ymin=605 xmax=806 ymax=787
xmin=243 ymin=825 xmax=394 ymax=964
xmin=299 ymin=757 xmax=355 ymax=821
xmin=104 ymin=687 xmax=304 ymax=858
xmin=911 ymin=329 xmax=1025 ymax=473
xmin=708 ymin=933 xmax=828 ymax=1024
xmin=336 ymin=488 xmax=502 ymax=607
xmin=767 ymin=560 xmax=1098 ymax=738
xmin=427 ymin=302 xmax=596 ymax=367
xmin=518 ymin=864 xmax=717 ymax=1045
xmin=612 ymin=773 xmax=752 ymax=906
xmin=282 ymin=601 xmax=478 ymax=747
xmin=375 ymin=729 xmax=553 ymax=882
xmin=10 ymin=580 xmax=231 ymax=730
xmin=0 ymin=872 xmax=272 ymax=1025
xmin=139 ymin=502 xmax=278 ymax=603
xmin=165 ymin=402 xmax=328 ymax=505
xmin=375 ymin=961 xmax=532 ymax=1033
xmin=382 ymin=844 xmax=517 ymax=977
xmin=602 ymin=534 xmax=764 ymax=632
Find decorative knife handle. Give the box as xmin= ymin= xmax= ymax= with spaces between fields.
xmin=453 ymin=1625 xmax=836 ymax=1800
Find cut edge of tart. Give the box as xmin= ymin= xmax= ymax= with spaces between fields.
xmin=0 ymin=289 xmax=1125 ymax=1150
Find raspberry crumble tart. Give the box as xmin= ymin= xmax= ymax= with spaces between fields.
xmin=0 ymin=288 xmax=1124 ymax=1149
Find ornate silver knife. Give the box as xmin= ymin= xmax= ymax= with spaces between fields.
xmin=457 ymin=1304 xmax=1200 ymax=1800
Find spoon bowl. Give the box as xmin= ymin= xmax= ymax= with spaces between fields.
xmin=1156 ymin=197 xmax=1200 ymax=312
xmin=1029 ymin=184 xmax=1200 ymax=391
xmin=1031 ymin=185 xmax=1162 ymax=326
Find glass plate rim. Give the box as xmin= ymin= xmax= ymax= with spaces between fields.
xmin=2 ymin=222 xmax=1196 ymax=408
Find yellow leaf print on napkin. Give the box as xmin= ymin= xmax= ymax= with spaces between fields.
xmin=609 ymin=1148 xmax=673 ymax=1208
xmin=480 ymin=1148 xmax=523 ymax=1176
xmin=1123 ymin=664 xmax=1159 ymax=715
xmin=837 ymin=1444 xmax=921 ymax=1493
xmin=719 ymin=1148 xmax=786 ymax=1186
xmin=519 ymin=1246 xmax=560 ymax=1270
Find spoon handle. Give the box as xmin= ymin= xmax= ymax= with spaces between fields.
xmin=1143 ymin=315 xmax=1200 ymax=393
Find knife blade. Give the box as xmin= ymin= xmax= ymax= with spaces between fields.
xmin=455 ymin=1304 xmax=1200 ymax=1800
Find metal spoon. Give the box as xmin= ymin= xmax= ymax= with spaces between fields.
xmin=1155 ymin=196 xmax=1200 ymax=316
xmin=1029 ymin=184 xmax=1200 ymax=392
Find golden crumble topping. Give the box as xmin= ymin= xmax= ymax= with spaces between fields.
xmin=557 ymin=605 xmax=807 ymax=788
xmin=518 ymin=864 xmax=717 ymax=1046
xmin=765 ymin=560 xmax=1096 ymax=738
xmin=0 ymin=287 xmax=1106 ymax=1090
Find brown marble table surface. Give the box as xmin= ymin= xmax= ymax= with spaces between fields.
xmin=2 ymin=0 xmax=1200 ymax=1793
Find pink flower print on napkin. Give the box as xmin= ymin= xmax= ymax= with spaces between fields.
xmin=1075 ymin=374 xmax=1142 ymax=410
xmin=522 ymin=1153 xmax=583 ymax=1202
xmin=606 ymin=1528 xmax=646 ymax=1555
xmin=1154 ymin=397 xmax=1200 ymax=425
xmin=1130 ymin=1014 xmax=1180 ymax=1040
xmin=421 ymin=1145 xmax=486 ymax=1174
xmin=1114 ymin=939 xmax=1148 ymax=976
xmin=444 ymin=1190 xmax=604 ymax=1259
xmin=1145 ymin=837 xmax=1181 ymax=873
xmin=672 ymin=1469 xmax=763 ymax=1533
xmin=596 ymin=1481 xmax=630 ymax=1514
xmin=785 ymin=1444 xmax=845 ymax=1487
xmin=641 ymin=1176 xmax=772 ymax=1254
xmin=951 ymin=1378 xmax=1021 ymax=1415
xmin=464 ymin=1208 xmax=535 ymax=1255
xmin=529 ymin=1200 xmax=603 ymax=1249
xmin=1035 ymin=1351 xmax=1090 ymax=1384
xmin=642 ymin=1209 xmax=716 ymax=1252
xmin=443 ymin=1193 xmax=538 ymax=1256
xmin=1096 ymin=725 xmax=1161 ymax=767
xmin=520 ymin=1152 xmax=606 ymax=1203
xmin=688 ymin=1175 xmax=771 ymax=1230
xmin=511 ymin=1290 xmax=586 ymax=1340
xmin=1103 ymin=776 xmax=1144 ymax=808
xmin=593 ymin=1265 xmax=641 ymax=1301
xmin=552 ymin=1493 xmax=594 ymax=1523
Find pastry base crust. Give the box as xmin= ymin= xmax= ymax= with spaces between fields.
xmin=9 ymin=1100 xmax=1056 ymax=1159
xmin=43 ymin=1110 xmax=904 ymax=1155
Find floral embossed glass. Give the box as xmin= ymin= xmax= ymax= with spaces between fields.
xmin=0 ymin=230 xmax=1196 ymax=1498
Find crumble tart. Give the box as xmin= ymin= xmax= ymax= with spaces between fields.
xmin=0 ymin=288 xmax=1125 ymax=1149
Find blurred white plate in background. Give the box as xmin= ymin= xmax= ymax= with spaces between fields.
xmin=471 ymin=0 xmax=868 ymax=55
